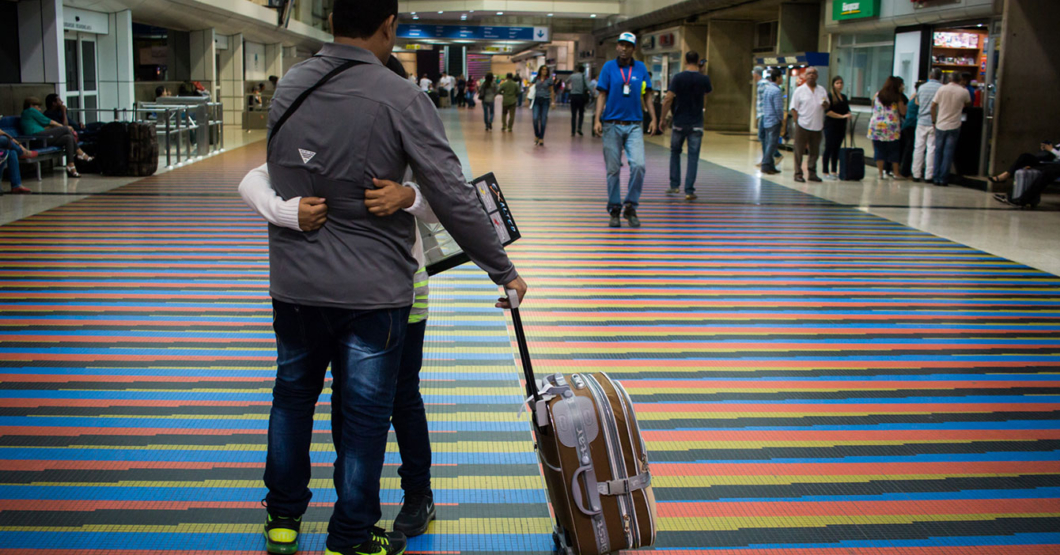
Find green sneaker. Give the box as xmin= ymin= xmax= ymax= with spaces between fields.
xmin=264 ymin=513 xmax=302 ymax=554
xmin=325 ymin=527 xmax=407 ymax=555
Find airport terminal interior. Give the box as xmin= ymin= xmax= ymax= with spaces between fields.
xmin=1 ymin=0 xmax=1059 ymax=554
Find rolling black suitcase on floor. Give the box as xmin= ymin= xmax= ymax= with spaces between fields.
xmin=97 ymin=122 xmax=129 ymax=176
xmin=839 ymin=113 xmax=864 ymax=181
xmin=509 ymin=296 xmax=657 ymax=555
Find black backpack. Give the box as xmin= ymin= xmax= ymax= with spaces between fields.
xmin=97 ymin=122 xmax=129 ymax=176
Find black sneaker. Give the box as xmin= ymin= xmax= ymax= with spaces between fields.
xmin=326 ymin=527 xmax=407 ymax=555
xmin=263 ymin=512 xmax=302 ymax=555
xmin=609 ymin=209 xmax=622 ymax=228
xmin=393 ymin=489 xmax=436 ymax=537
xmin=624 ymin=207 xmax=641 ymax=228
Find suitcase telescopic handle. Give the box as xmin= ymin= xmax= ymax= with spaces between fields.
xmin=507 ymin=289 xmax=541 ymax=402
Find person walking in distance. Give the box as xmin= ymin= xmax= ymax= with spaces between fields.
xmin=498 ymin=73 xmax=519 ymax=132
xmin=788 ymin=67 xmax=829 ymax=183
xmin=479 ymin=73 xmax=498 ymax=131
xmin=821 ymin=76 xmax=852 ymax=180
xmin=758 ymin=69 xmax=786 ymax=176
xmin=911 ymin=68 xmax=944 ymax=183
xmin=931 ymin=72 xmax=972 ymax=186
xmin=594 ymin=32 xmax=658 ymax=228
xmin=531 ymin=65 xmax=556 ymax=146
xmin=568 ymin=70 xmax=590 ymax=136
xmin=661 ymin=50 xmax=712 ymax=201
xmin=260 ymin=2 xmax=528 ymax=555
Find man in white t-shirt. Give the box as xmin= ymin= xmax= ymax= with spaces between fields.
xmin=438 ymin=73 xmax=452 ymax=107
xmin=787 ymin=67 xmax=829 ymax=183
xmin=930 ymin=72 xmax=972 ymax=186
xmin=419 ymin=74 xmax=432 ymax=93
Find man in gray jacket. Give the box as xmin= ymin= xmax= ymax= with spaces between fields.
xmin=260 ymin=2 xmax=527 ymax=555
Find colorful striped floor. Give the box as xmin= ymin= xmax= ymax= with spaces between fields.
xmin=0 ymin=107 xmax=1058 ymax=554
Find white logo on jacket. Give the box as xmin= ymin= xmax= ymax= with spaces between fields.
xmin=298 ymin=149 xmax=316 ymax=164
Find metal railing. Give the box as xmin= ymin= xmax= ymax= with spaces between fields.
xmin=65 ymin=103 xmax=224 ymax=168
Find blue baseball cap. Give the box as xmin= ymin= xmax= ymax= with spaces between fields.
xmin=618 ymin=32 xmax=637 ymax=45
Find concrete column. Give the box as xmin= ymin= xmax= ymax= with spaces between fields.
xmin=218 ymin=34 xmax=244 ymax=127
xmin=189 ymin=28 xmax=216 ymax=93
xmin=17 ymin=0 xmax=65 ymax=96
xmin=682 ymin=25 xmax=708 ymax=61
xmin=95 ymin=10 xmax=134 ymax=117
xmin=778 ymin=2 xmax=821 ymax=53
xmin=167 ymin=31 xmax=192 ymax=82
xmin=990 ymin=0 xmax=1060 ymax=179
xmin=265 ymin=44 xmax=283 ymax=80
xmin=704 ymin=20 xmax=754 ymax=132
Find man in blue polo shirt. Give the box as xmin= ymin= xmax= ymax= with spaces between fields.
xmin=594 ymin=32 xmax=658 ymax=228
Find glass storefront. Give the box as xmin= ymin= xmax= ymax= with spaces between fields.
xmin=831 ymin=32 xmax=893 ymax=100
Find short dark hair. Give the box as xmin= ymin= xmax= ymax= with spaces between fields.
xmin=269 ymin=75 xmax=279 ymax=82
xmin=507 ymin=73 xmax=514 ymax=79
xmin=45 ymin=93 xmax=60 ymax=109
xmin=332 ymin=0 xmax=398 ymax=40
xmin=930 ymin=68 xmax=942 ymax=80
xmin=685 ymin=51 xmax=700 ymax=65
xmin=770 ymin=68 xmax=784 ymax=82
xmin=155 ymin=86 xmax=166 ymax=98
xmin=959 ymin=72 xmax=972 ymax=85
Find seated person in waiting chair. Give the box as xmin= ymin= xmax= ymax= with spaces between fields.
xmin=993 ymin=140 xmax=1060 ymax=207
xmin=988 ymin=140 xmax=1059 ymax=183
xmin=0 ymin=129 xmax=38 ymax=194
xmin=20 ymin=97 xmax=93 ymax=178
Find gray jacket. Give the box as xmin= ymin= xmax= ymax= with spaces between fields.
xmin=267 ymin=43 xmax=518 ymax=310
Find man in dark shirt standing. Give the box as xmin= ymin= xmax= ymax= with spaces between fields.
xmin=661 ymin=51 xmax=712 ymax=201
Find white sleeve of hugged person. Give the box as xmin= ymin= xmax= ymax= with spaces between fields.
xmin=238 ymin=163 xmax=301 ymax=231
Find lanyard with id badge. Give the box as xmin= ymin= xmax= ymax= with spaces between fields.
xmin=620 ymin=65 xmax=633 ymax=97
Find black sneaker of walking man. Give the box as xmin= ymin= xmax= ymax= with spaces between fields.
xmin=624 ymin=205 xmax=641 ymax=228
xmin=609 ymin=208 xmax=622 ymax=228
xmin=325 ymin=527 xmax=407 ymax=555
xmin=393 ymin=489 xmax=436 ymax=537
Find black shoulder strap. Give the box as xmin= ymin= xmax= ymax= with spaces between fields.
xmin=267 ymin=58 xmax=365 ymax=155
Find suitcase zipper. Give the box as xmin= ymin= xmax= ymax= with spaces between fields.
xmin=609 ymin=375 xmax=656 ymax=544
xmin=584 ymin=374 xmax=635 ymax=548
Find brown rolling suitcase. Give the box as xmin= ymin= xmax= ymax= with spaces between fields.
xmin=509 ymin=303 xmax=657 ymax=555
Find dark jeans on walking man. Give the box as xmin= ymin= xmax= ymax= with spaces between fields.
xmin=758 ymin=119 xmax=783 ymax=164
xmin=933 ymin=128 xmax=961 ymax=185
xmin=670 ymin=127 xmax=703 ymax=194
xmin=502 ymin=104 xmax=516 ymax=132
xmin=760 ymin=123 xmax=782 ymax=173
xmin=794 ymin=124 xmax=822 ymax=180
xmin=570 ymin=94 xmax=587 ymax=135
xmin=264 ymin=301 xmax=410 ymax=549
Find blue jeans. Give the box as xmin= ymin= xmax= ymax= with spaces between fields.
xmin=264 ymin=300 xmax=410 ymax=550
xmin=933 ymin=128 xmax=960 ymax=184
xmin=760 ymin=123 xmax=782 ymax=173
xmin=758 ymin=118 xmax=783 ymax=161
xmin=603 ymin=122 xmax=646 ymax=212
xmin=532 ymin=101 xmax=550 ymax=139
xmin=0 ymin=137 xmax=22 ymax=188
xmin=670 ymin=127 xmax=703 ymax=194
xmin=483 ymin=101 xmax=495 ymax=128
xmin=331 ymin=319 xmax=431 ymax=494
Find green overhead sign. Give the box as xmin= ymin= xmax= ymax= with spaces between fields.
xmin=833 ymin=0 xmax=881 ymax=21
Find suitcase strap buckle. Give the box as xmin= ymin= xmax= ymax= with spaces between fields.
xmin=597 ymin=471 xmax=652 ymax=496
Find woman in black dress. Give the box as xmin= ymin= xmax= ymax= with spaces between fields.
xmin=822 ymin=76 xmax=853 ymax=180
